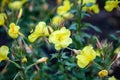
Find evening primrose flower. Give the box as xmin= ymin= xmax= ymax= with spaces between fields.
xmin=8 ymin=23 xmax=22 ymax=39
xmin=28 ymin=22 xmax=53 ymax=42
xmin=104 ymin=0 xmax=119 ymax=12
xmin=0 ymin=13 xmax=7 ymax=26
xmin=0 ymin=45 xmax=9 ymax=62
xmin=89 ymin=4 xmax=100 ymax=14
xmin=76 ymin=45 xmax=96 ymax=68
xmin=57 ymin=0 xmax=71 ymax=15
xmin=49 ymin=27 xmax=72 ymax=50
xmin=8 ymin=0 xmax=28 ymax=10
xmin=98 ymin=70 xmax=108 ymax=77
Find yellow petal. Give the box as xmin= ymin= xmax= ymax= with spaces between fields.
xmin=0 ymin=46 xmax=9 ymax=62
xmin=76 ymin=55 xmax=89 ymax=68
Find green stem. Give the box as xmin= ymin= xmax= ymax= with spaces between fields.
xmin=20 ymin=59 xmax=28 ymax=80
xmin=13 ymin=72 xmax=20 ymax=80
xmin=94 ymin=62 xmax=103 ymax=70
xmin=9 ymin=60 xmax=21 ymax=69
xmin=77 ymin=0 xmax=83 ymax=32
xmin=25 ymin=63 xmax=36 ymax=73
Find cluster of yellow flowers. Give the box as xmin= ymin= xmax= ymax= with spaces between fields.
xmin=28 ymin=21 xmax=72 ymax=50
xmin=77 ymin=0 xmax=120 ymax=13
xmin=52 ymin=0 xmax=73 ymax=25
xmin=0 ymin=1 xmax=119 ymax=79
xmin=76 ymin=45 xmax=96 ymax=68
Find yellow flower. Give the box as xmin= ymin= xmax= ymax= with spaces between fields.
xmin=8 ymin=0 xmax=28 ymax=10
xmin=0 ymin=13 xmax=7 ymax=26
xmin=98 ymin=70 xmax=108 ymax=77
xmin=8 ymin=23 xmax=21 ymax=39
xmin=28 ymin=22 xmax=53 ymax=42
xmin=57 ymin=0 xmax=71 ymax=15
xmin=89 ymin=4 xmax=100 ymax=14
xmin=49 ymin=27 xmax=72 ymax=50
xmin=76 ymin=45 xmax=96 ymax=68
xmin=104 ymin=0 xmax=119 ymax=12
xmin=52 ymin=16 xmax=64 ymax=25
xmin=22 ymin=57 xmax=27 ymax=63
xmin=0 ymin=45 xmax=9 ymax=62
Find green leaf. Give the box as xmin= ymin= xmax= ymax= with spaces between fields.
xmin=69 ymin=23 xmax=78 ymax=31
xmin=83 ymin=23 xmax=101 ymax=32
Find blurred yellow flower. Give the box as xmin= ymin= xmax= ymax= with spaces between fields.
xmin=8 ymin=23 xmax=21 ymax=39
xmin=0 ymin=13 xmax=7 ymax=26
xmin=52 ymin=16 xmax=64 ymax=25
xmin=8 ymin=0 xmax=28 ymax=10
xmin=76 ymin=45 xmax=96 ymax=68
xmin=0 ymin=46 xmax=9 ymax=62
xmin=49 ymin=27 xmax=72 ymax=50
xmin=104 ymin=0 xmax=119 ymax=12
xmin=89 ymin=4 xmax=100 ymax=14
xmin=28 ymin=22 xmax=53 ymax=42
xmin=57 ymin=0 xmax=71 ymax=15
xmin=22 ymin=57 xmax=27 ymax=63
xmin=98 ymin=70 xmax=108 ymax=77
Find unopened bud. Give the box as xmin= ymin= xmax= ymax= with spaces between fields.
xmin=36 ymin=57 xmax=48 ymax=64
xmin=98 ymin=70 xmax=108 ymax=78
xmin=96 ymin=38 xmax=102 ymax=49
xmin=57 ymin=0 xmax=62 ymax=5
xmin=18 ymin=8 xmax=23 ymax=19
xmin=22 ymin=57 xmax=27 ymax=63
xmin=73 ymin=49 xmax=81 ymax=55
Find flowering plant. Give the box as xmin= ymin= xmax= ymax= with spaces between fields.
xmin=0 ymin=0 xmax=120 ymax=80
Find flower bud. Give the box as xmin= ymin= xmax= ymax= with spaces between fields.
xmin=36 ymin=57 xmax=48 ymax=64
xmin=98 ymin=70 xmax=108 ymax=77
xmin=18 ymin=8 xmax=23 ymax=19
xmin=22 ymin=57 xmax=27 ymax=63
